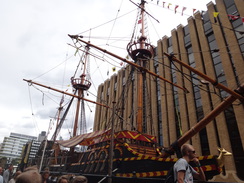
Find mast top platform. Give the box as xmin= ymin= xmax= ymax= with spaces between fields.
xmin=127 ymin=37 xmax=154 ymax=61
xmin=71 ymin=76 xmax=91 ymax=91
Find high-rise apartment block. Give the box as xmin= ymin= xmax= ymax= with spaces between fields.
xmin=0 ymin=133 xmax=37 ymax=162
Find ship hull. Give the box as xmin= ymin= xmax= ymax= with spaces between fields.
xmin=48 ymin=143 xmax=220 ymax=182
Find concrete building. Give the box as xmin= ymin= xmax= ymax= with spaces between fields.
xmin=93 ymin=0 xmax=243 ymax=182
xmin=0 ymin=133 xmax=37 ymax=163
xmin=18 ymin=131 xmax=46 ymax=169
xmin=38 ymin=131 xmax=46 ymax=142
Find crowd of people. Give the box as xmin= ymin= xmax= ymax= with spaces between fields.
xmin=0 ymin=165 xmax=87 ymax=183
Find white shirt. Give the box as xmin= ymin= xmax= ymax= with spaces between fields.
xmin=174 ymin=158 xmax=197 ymax=183
xmin=0 ymin=175 xmax=3 ymax=183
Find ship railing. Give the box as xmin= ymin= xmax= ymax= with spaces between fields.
xmin=71 ymin=77 xmax=91 ymax=90
xmin=127 ymin=40 xmax=154 ymax=60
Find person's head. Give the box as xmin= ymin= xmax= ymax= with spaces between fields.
xmin=181 ymin=144 xmax=196 ymax=160
xmin=24 ymin=166 xmax=38 ymax=172
xmin=14 ymin=171 xmax=22 ymax=180
xmin=72 ymin=176 xmax=88 ymax=183
xmin=16 ymin=170 xmax=42 ymax=183
xmin=8 ymin=164 xmax=14 ymax=171
xmin=42 ymin=170 xmax=50 ymax=180
xmin=0 ymin=167 xmax=3 ymax=175
xmin=57 ymin=176 xmax=69 ymax=183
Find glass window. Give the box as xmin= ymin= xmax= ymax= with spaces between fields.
xmin=192 ymin=77 xmax=199 ymax=85
xmin=202 ymin=12 xmax=210 ymax=23
xmin=207 ymin=34 xmax=215 ymax=42
xmin=188 ymin=53 xmax=194 ymax=63
xmin=219 ymin=79 xmax=227 ymax=86
xmin=168 ymin=46 xmax=173 ymax=53
xmin=226 ymin=4 xmax=238 ymax=15
xmin=196 ymin=99 xmax=202 ymax=108
xmin=184 ymin=34 xmax=191 ymax=46
xmin=209 ymin=40 xmax=218 ymax=50
xmin=215 ymin=62 xmax=224 ymax=77
xmin=232 ymin=18 xmax=242 ymax=28
xmin=240 ymin=43 xmax=244 ymax=55
xmin=213 ymin=55 xmax=221 ymax=65
xmin=168 ymin=37 xmax=172 ymax=46
xmin=107 ymin=86 xmax=110 ymax=96
xmin=184 ymin=25 xmax=189 ymax=35
xmin=195 ymin=91 xmax=201 ymax=101
xmin=204 ymin=22 xmax=212 ymax=33
xmin=218 ymin=75 xmax=226 ymax=84
xmin=235 ymin=26 xmax=244 ymax=40
xmin=224 ymin=0 xmax=235 ymax=8
xmin=220 ymin=90 xmax=229 ymax=99
xmin=212 ymin=51 xmax=220 ymax=58
xmin=190 ymin=61 xmax=196 ymax=68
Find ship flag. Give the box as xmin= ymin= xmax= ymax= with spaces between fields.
xmin=181 ymin=7 xmax=187 ymax=16
xmin=175 ymin=5 xmax=179 ymax=14
xmin=213 ymin=12 xmax=219 ymax=23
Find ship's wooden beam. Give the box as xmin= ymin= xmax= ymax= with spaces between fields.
xmin=23 ymin=79 xmax=111 ymax=109
xmin=161 ymin=84 xmax=244 ymax=157
xmin=164 ymin=52 xmax=244 ymax=102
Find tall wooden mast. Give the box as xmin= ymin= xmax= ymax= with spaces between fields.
xmin=127 ymin=0 xmax=154 ymax=132
xmin=71 ymin=44 xmax=91 ymax=139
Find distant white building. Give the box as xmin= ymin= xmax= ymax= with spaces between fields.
xmin=38 ymin=131 xmax=46 ymax=142
xmin=0 ymin=132 xmax=39 ymax=163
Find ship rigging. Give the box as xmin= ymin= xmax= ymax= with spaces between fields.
xmin=21 ymin=0 xmax=244 ymax=182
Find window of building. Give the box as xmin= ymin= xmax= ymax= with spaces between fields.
xmin=205 ymin=6 xmax=244 ymax=177
xmin=186 ymin=45 xmax=210 ymax=155
xmin=224 ymin=0 xmax=234 ymax=8
xmin=202 ymin=11 xmax=210 ymax=23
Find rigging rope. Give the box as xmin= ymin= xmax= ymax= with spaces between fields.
xmin=78 ymin=9 xmax=137 ymax=36
xmin=27 ymin=84 xmax=40 ymax=135
xmin=32 ymin=55 xmax=74 ymax=80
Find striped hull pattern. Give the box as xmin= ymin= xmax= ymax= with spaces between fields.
xmin=49 ymin=142 xmax=221 ymax=182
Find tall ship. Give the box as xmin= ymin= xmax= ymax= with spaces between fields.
xmin=21 ymin=0 xmax=244 ymax=182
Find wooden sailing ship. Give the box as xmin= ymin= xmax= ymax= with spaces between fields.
xmin=21 ymin=1 xmax=244 ymax=182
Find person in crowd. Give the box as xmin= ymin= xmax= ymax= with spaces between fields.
xmin=174 ymin=144 xmax=206 ymax=183
xmin=15 ymin=167 xmax=41 ymax=183
xmin=3 ymin=164 xmax=13 ymax=183
xmin=0 ymin=167 xmax=3 ymax=183
xmin=9 ymin=171 xmax=22 ymax=183
xmin=41 ymin=169 xmax=51 ymax=183
xmin=57 ymin=176 xmax=69 ymax=183
xmin=71 ymin=176 xmax=87 ymax=183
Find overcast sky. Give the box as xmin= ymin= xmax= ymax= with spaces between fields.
xmin=0 ymin=0 xmax=215 ymax=143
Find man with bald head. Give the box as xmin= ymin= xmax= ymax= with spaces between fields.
xmin=173 ymin=144 xmax=206 ymax=183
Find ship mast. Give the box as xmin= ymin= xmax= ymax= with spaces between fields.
xmin=127 ymin=0 xmax=154 ymax=132
xmin=71 ymin=44 xmax=91 ymax=138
